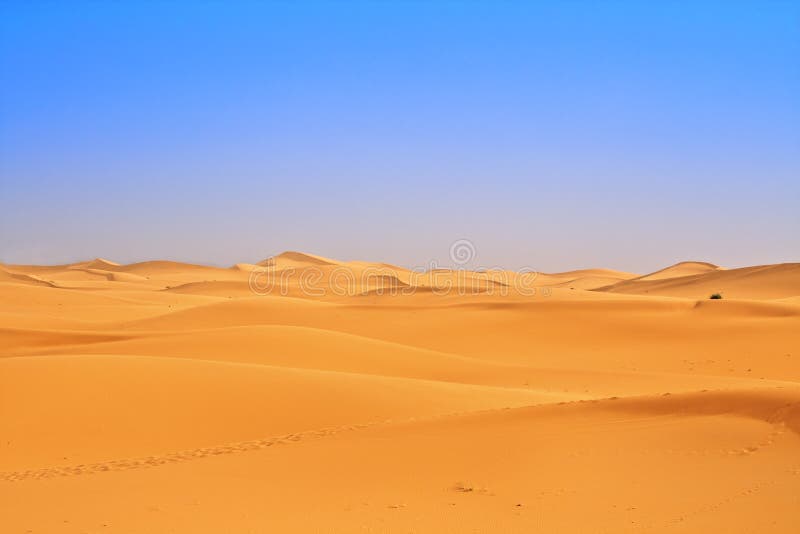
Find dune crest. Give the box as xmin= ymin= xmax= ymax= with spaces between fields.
xmin=636 ymin=260 xmax=723 ymax=281
xmin=258 ymin=251 xmax=341 ymax=269
xmin=70 ymin=258 xmax=121 ymax=270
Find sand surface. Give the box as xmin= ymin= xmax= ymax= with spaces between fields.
xmin=1 ymin=254 xmax=799 ymax=533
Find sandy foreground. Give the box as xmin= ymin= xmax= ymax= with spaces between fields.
xmin=1 ymin=253 xmax=799 ymax=533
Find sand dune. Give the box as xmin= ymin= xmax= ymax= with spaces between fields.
xmin=636 ymin=260 xmax=723 ymax=281
xmin=0 ymin=266 xmax=57 ymax=287
xmin=556 ymin=267 xmax=640 ymax=279
xmin=600 ymin=262 xmax=800 ymax=299
xmin=258 ymin=250 xmax=341 ymax=269
xmin=230 ymin=262 xmax=261 ymax=272
xmin=70 ymin=258 xmax=122 ymax=271
xmin=0 ymin=354 xmax=562 ymax=472
xmin=1 ymin=253 xmax=799 ymax=533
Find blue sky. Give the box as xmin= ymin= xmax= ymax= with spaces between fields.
xmin=1 ymin=1 xmax=798 ymax=272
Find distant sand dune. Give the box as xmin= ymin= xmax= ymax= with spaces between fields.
xmin=258 ymin=250 xmax=341 ymax=268
xmin=70 ymin=258 xmax=122 ymax=271
xmin=598 ymin=262 xmax=800 ymax=299
xmin=636 ymin=260 xmax=723 ymax=281
xmin=0 ymin=267 xmax=57 ymax=287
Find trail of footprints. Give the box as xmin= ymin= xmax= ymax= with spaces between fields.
xmin=0 ymin=403 xmax=508 ymax=483
xmin=648 ymin=462 xmax=800 ymax=531
xmin=2 ymin=392 xmax=797 ymax=483
xmin=0 ymin=400 xmax=556 ymax=483
xmin=0 ymin=399 xmax=576 ymax=483
xmin=0 ymin=422 xmax=374 ymax=482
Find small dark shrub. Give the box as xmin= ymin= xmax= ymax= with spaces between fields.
xmin=709 ymin=293 xmax=723 ymax=300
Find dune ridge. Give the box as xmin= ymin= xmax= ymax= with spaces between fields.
xmin=635 ymin=260 xmax=723 ymax=281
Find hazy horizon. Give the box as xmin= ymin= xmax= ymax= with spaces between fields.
xmin=2 ymin=1 xmax=798 ymax=273
xmin=0 ymin=247 xmax=795 ymax=277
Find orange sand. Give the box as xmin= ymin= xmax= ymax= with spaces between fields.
xmin=1 ymin=254 xmax=799 ymax=533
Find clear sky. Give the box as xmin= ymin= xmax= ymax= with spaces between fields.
xmin=1 ymin=1 xmax=798 ymax=272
